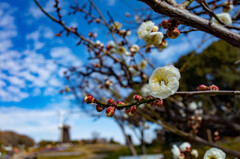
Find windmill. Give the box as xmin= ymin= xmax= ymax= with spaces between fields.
xmin=58 ymin=110 xmax=71 ymax=143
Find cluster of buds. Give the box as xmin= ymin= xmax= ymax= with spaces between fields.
xmin=53 ymin=0 xmax=62 ymax=21
xmin=84 ymin=94 xmax=146 ymax=117
xmin=117 ymin=29 xmax=131 ymax=37
xmin=197 ymin=84 xmax=219 ymax=91
xmin=88 ymin=31 xmax=97 ymax=40
xmin=172 ymin=142 xmax=199 ymax=159
xmin=161 ymin=19 xmax=180 ymax=39
xmin=188 ymin=115 xmax=202 ymax=135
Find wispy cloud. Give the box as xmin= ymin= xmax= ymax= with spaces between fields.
xmin=0 ymin=3 xmax=82 ymax=102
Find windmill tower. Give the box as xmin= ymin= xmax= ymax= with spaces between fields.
xmin=58 ymin=111 xmax=71 ymax=143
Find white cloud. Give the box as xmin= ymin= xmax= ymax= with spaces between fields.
xmin=50 ymin=47 xmax=82 ymax=66
xmin=43 ymin=27 xmax=54 ymax=39
xmin=0 ymin=2 xmax=82 ymax=102
xmin=0 ymin=40 xmax=13 ymax=52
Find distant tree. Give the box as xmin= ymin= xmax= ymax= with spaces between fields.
xmin=0 ymin=131 xmax=34 ymax=147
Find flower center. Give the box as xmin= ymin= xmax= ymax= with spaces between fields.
xmin=154 ymin=76 xmax=168 ymax=86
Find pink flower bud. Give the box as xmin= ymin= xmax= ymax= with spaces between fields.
xmin=96 ymin=105 xmax=105 ymax=112
xmin=161 ymin=20 xmax=171 ymax=29
xmin=84 ymin=95 xmax=95 ymax=104
xmin=166 ymin=27 xmax=180 ymax=39
xmin=116 ymin=101 xmax=125 ymax=110
xmin=128 ymin=105 xmax=137 ymax=116
xmin=106 ymin=106 xmax=115 ymax=117
xmin=197 ymin=84 xmax=209 ymax=91
xmin=209 ymin=84 xmax=219 ymax=91
xmin=153 ymin=99 xmax=163 ymax=107
xmin=134 ymin=95 xmax=143 ymax=102
xmin=107 ymin=98 xmax=115 ymax=105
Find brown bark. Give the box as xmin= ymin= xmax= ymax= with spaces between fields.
xmin=139 ymin=0 xmax=240 ymax=47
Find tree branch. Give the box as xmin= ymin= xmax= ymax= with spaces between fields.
xmin=138 ymin=0 xmax=240 ymax=47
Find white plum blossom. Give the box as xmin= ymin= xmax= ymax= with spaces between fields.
xmin=112 ymin=21 xmax=122 ymax=30
xmin=191 ymin=149 xmax=199 ymax=158
xmin=137 ymin=21 xmax=155 ymax=39
xmin=95 ymin=40 xmax=103 ymax=47
xmin=107 ymin=41 xmax=116 ymax=53
xmin=212 ymin=13 xmax=232 ymax=25
xmin=179 ymin=142 xmax=191 ymax=152
xmin=134 ymin=15 xmax=141 ymax=23
xmin=130 ymin=44 xmax=140 ymax=53
xmin=145 ymin=32 xmax=164 ymax=46
xmin=203 ymin=148 xmax=226 ymax=159
xmin=138 ymin=60 xmax=147 ymax=70
xmin=171 ymin=145 xmax=181 ymax=159
xmin=107 ymin=41 xmax=116 ymax=47
xmin=129 ymin=66 xmax=140 ymax=76
xmin=141 ymin=84 xmax=150 ymax=97
xmin=116 ymin=45 xmax=126 ymax=55
xmin=124 ymin=51 xmax=131 ymax=56
xmin=189 ymin=102 xmax=198 ymax=111
xmin=149 ymin=65 xmax=180 ymax=99
xmin=126 ymin=30 xmax=131 ymax=36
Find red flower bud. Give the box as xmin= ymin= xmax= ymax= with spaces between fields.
xmin=84 ymin=95 xmax=95 ymax=104
xmin=161 ymin=20 xmax=171 ymax=29
xmin=116 ymin=101 xmax=125 ymax=110
xmin=197 ymin=84 xmax=208 ymax=91
xmin=96 ymin=105 xmax=105 ymax=112
xmin=209 ymin=84 xmax=219 ymax=91
xmin=55 ymin=33 xmax=62 ymax=37
xmin=134 ymin=95 xmax=143 ymax=101
xmin=106 ymin=106 xmax=115 ymax=117
xmin=128 ymin=105 xmax=137 ymax=116
xmin=94 ymin=18 xmax=101 ymax=23
xmin=107 ymin=98 xmax=115 ymax=105
xmin=153 ymin=99 xmax=163 ymax=107
xmin=166 ymin=27 xmax=180 ymax=39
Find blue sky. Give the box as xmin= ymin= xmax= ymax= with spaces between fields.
xmin=0 ymin=0 xmax=218 ymax=144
